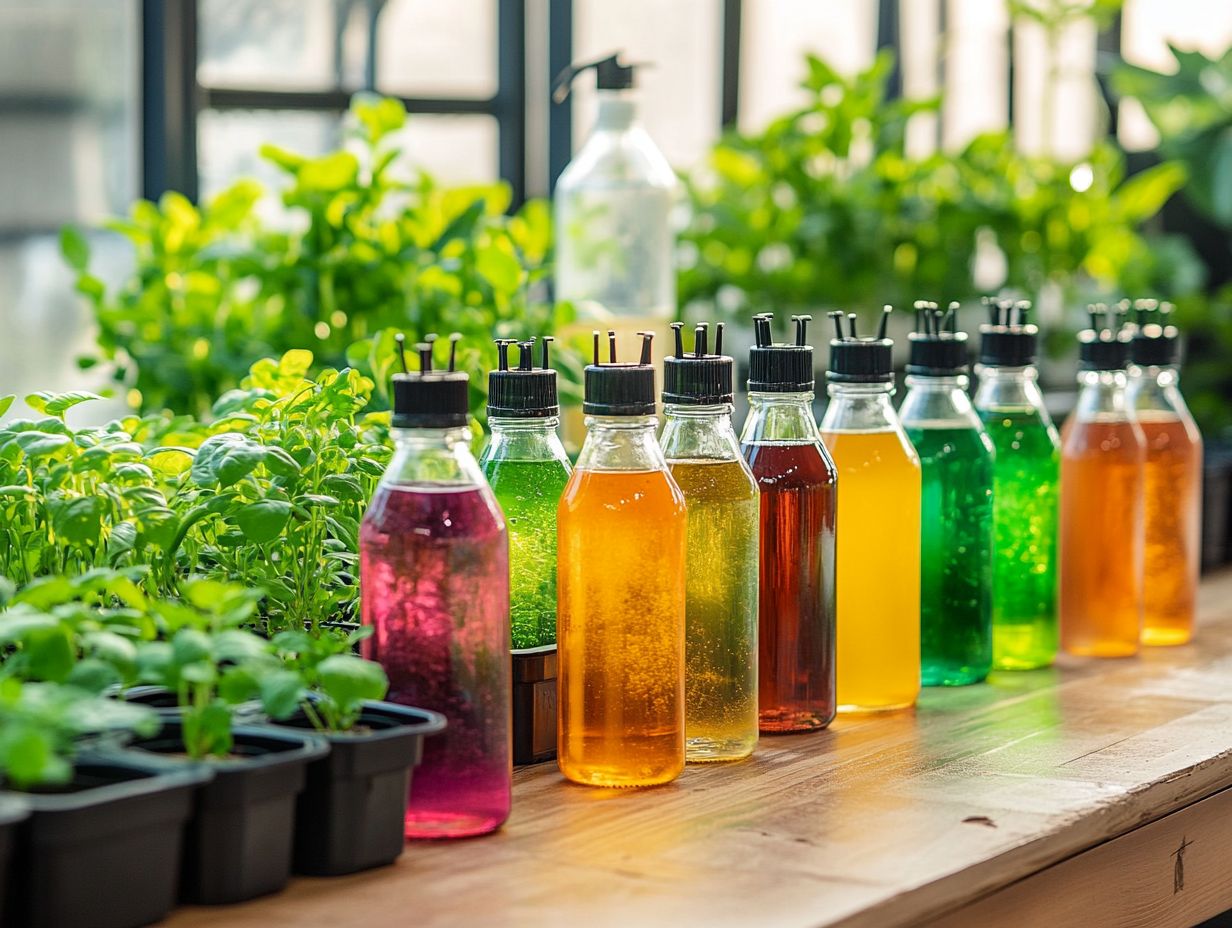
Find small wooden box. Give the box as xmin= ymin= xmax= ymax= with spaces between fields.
xmin=512 ymin=645 xmax=557 ymax=766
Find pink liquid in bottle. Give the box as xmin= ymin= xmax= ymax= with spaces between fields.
xmin=361 ymin=483 xmax=511 ymax=839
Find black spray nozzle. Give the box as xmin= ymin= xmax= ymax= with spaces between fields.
xmin=1129 ymin=298 xmax=1180 ymax=367
xmin=827 ymin=305 xmax=895 ymax=384
xmin=583 ymin=330 xmax=656 ymax=416
xmin=1079 ymin=302 xmax=1131 ymax=370
xmin=488 ymin=333 xmax=559 ymax=418
xmin=978 ymin=296 xmax=1039 ymax=367
xmin=908 ymin=301 xmax=969 ymax=376
xmin=552 ymin=53 xmax=638 ymax=104
xmin=664 ymin=320 xmax=734 ymax=405
xmin=793 ymin=314 xmax=811 ymax=347
xmin=748 ymin=312 xmax=814 ymax=392
xmin=392 ymin=331 xmax=469 ymax=428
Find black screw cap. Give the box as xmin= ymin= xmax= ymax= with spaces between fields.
xmin=978 ymin=298 xmax=1039 ymax=367
xmin=392 ymin=333 xmax=469 ymax=428
xmin=748 ymin=313 xmax=815 ymax=392
xmin=583 ymin=330 xmax=657 ymax=416
xmin=907 ymin=301 xmax=970 ymax=376
xmin=826 ymin=307 xmax=894 ymax=384
xmin=663 ymin=321 xmax=734 ymax=405
xmin=487 ymin=337 xmax=559 ymax=418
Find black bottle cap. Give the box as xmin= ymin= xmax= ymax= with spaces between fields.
xmin=551 ymin=53 xmax=636 ymax=104
xmin=1078 ymin=303 xmax=1132 ymax=370
xmin=826 ymin=307 xmax=894 ymax=384
xmin=1129 ymin=299 xmax=1181 ymax=366
xmin=748 ymin=314 xmax=815 ymax=392
xmin=487 ymin=337 xmax=559 ymax=418
xmin=663 ymin=322 xmax=734 ymax=405
xmin=583 ymin=330 xmax=657 ymax=416
xmin=907 ymin=301 xmax=970 ymax=376
xmin=978 ymin=298 xmax=1039 ymax=367
xmin=391 ymin=333 xmax=470 ymax=428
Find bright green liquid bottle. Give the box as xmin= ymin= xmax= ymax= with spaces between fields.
xmin=904 ymin=425 xmax=995 ymax=685
xmin=481 ymin=455 xmax=571 ymax=649
xmin=977 ymin=408 xmax=1060 ymax=668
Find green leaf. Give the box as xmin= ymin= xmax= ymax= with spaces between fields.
xmin=317 ymin=654 xmax=388 ymax=723
xmin=232 ymin=498 xmax=293 ymax=543
xmin=191 ymin=434 xmax=265 ymax=488
xmin=259 ymin=144 xmax=307 ymax=174
xmin=475 ymin=244 xmax=523 ymax=293
xmin=0 ymin=395 xmax=13 ymax=418
xmin=49 ymin=496 xmax=106 ymax=546
xmin=1112 ymin=161 xmax=1187 ymax=223
xmin=13 ymin=431 xmax=71 ymax=457
xmin=66 ymin=657 xmax=122 ymax=693
xmin=260 ymin=668 xmax=307 ymax=719
xmin=60 ymin=225 xmax=90 ymax=271
xmin=298 ymin=152 xmax=360 ymax=192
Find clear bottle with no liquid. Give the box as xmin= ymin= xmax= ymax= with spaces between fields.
xmin=661 ymin=322 xmax=759 ymax=761
xmin=1128 ymin=301 xmax=1203 ymax=646
xmin=479 ymin=338 xmax=572 ymax=650
xmin=360 ymin=335 xmax=511 ymax=838
xmin=899 ymin=303 xmax=994 ymax=686
xmin=973 ymin=300 xmax=1060 ymax=670
xmin=1060 ymin=307 xmax=1146 ymax=658
xmin=739 ymin=315 xmax=837 ymax=733
xmin=557 ymin=332 xmax=687 ymax=787
xmin=820 ymin=308 xmax=921 ymax=712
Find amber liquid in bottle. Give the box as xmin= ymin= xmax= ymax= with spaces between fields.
xmin=557 ymin=469 xmax=687 ymax=787
xmin=1060 ymin=418 xmax=1145 ymax=657
xmin=1139 ymin=411 xmax=1203 ymax=645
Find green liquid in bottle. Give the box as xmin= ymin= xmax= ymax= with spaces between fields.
xmin=906 ymin=425 xmax=994 ymax=686
xmin=481 ymin=458 xmax=571 ymax=649
xmin=978 ymin=408 xmax=1060 ymax=669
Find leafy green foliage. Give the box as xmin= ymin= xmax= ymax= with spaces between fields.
xmin=680 ymin=50 xmax=1190 ymax=322
xmin=267 ymin=625 xmax=389 ymax=732
xmin=1113 ymin=44 xmax=1232 ymax=228
xmin=0 ymin=679 xmax=159 ymax=789
xmin=64 ymin=97 xmax=562 ymax=420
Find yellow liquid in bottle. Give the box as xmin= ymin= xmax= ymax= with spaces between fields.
xmin=820 ymin=429 xmax=922 ymax=712
xmin=557 ymin=468 xmax=687 ymax=786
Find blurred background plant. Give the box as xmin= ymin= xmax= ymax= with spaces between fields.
xmin=61 ymin=97 xmax=563 ymax=423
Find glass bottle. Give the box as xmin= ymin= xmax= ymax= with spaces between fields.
xmin=661 ymin=322 xmax=759 ymax=761
xmin=899 ymin=304 xmax=994 ymax=686
xmin=479 ymin=338 xmax=572 ymax=650
xmin=1060 ymin=309 xmax=1146 ymax=657
xmin=557 ymin=332 xmax=686 ymax=787
xmin=1127 ymin=301 xmax=1203 ymax=646
xmin=972 ymin=300 xmax=1060 ymax=670
xmin=820 ymin=308 xmax=921 ymax=712
xmin=739 ymin=314 xmax=836 ymax=733
xmin=360 ymin=335 xmax=511 ymax=839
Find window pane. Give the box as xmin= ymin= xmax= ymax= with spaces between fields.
xmin=386 ymin=115 xmax=500 ymax=183
xmin=199 ymin=0 xmax=357 ymax=90
xmin=573 ymin=0 xmax=722 ymax=170
xmin=376 ymin=0 xmax=498 ymax=98
xmin=740 ymin=0 xmax=878 ymax=133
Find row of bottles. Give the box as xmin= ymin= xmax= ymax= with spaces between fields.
xmin=358 ymin=298 xmax=1202 ymax=838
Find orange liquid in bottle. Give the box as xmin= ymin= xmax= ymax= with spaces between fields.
xmin=557 ymin=469 xmax=687 ymax=787
xmin=1139 ymin=411 xmax=1203 ymax=645
xmin=1060 ymin=418 xmax=1145 ymax=657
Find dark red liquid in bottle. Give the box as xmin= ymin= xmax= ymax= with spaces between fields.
xmin=741 ymin=441 xmax=837 ymax=732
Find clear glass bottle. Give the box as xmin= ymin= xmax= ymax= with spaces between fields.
xmin=557 ymin=333 xmax=686 ymax=787
xmin=479 ymin=339 xmax=572 ymax=650
xmin=1060 ymin=314 xmax=1145 ymax=658
xmin=898 ymin=306 xmax=994 ymax=686
xmin=1127 ymin=302 xmax=1202 ymax=646
xmin=660 ymin=323 xmax=759 ymax=761
xmin=360 ymin=336 xmax=511 ymax=839
xmin=739 ymin=314 xmax=836 ymax=733
xmin=972 ymin=302 xmax=1061 ymax=670
xmin=820 ymin=309 xmax=921 ymax=712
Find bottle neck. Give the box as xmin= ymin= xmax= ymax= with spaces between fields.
xmin=661 ymin=403 xmax=742 ymax=462
xmin=481 ymin=416 xmax=569 ymax=465
xmin=386 ymin=426 xmax=484 ymax=487
xmin=595 ymin=91 xmax=637 ymax=131
xmin=739 ymin=391 xmax=820 ymax=444
xmin=1127 ymin=364 xmax=1189 ymax=416
xmin=576 ymin=415 xmax=667 ymax=472
xmin=819 ymin=382 xmax=900 ymax=433
xmin=900 ymin=375 xmax=979 ymax=428
xmin=973 ymin=364 xmax=1049 ymax=415
xmin=1073 ymin=369 xmax=1133 ymax=421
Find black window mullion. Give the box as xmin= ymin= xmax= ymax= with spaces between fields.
xmin=142 ymin=0 xmax=199 ymax=202
xmin=720 ymin=0 xmax=742 ymax=129
xmin=547 ymin=0 xmax=573 ymax=193
xmin=496 ymin=0 xmax=527 ymax=209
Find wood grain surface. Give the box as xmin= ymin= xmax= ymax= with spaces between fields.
xmin=166 ymin=571 xmax=1232 ymax=928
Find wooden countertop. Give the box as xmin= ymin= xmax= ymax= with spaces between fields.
xmin=168 ymin=571 xmax=1232 ymax=928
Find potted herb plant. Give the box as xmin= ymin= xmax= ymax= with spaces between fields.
xmin=127 ymin=580 xmax=328 ymax=905
xmin=0 ymin=679 xmax=209 ymax=928
xmin=263 ymin=626 xmax=446 ymax=875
